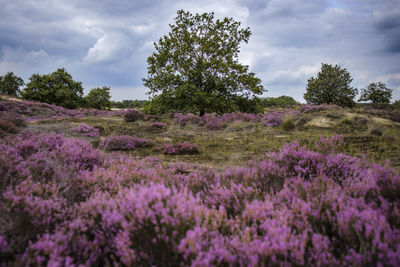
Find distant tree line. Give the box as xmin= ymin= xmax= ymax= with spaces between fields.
xmin=259 ymin=96 xmax=299 ymax=108
xmin=111 ymin=100 xmax=149 ymax=109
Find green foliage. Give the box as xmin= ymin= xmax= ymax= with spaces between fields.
xmin=20 ymin=68 xmax=84 ymax=109
xmin=260 ymin=95 xmax=299 ymax=108
xmin=143 ymin=9 xmax=265 ymax=115
xmin=393 ymin=100 xmax=400 ymax=109
xmin=0 ymin=72 xmax=24 ymax=97
xmin=111 ymin=100 xmax=149 ymax=109
xmin=359 ymin=82 xmax=392 ymax=104
xmin=304 ymin=63 xmax=357 ymax=107
xmin=85 ymin=87 xmax=112 ymax=110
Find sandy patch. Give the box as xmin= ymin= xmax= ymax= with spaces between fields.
xmin=371 ymin=117 xmax=397 ymax=125
xmin=306 ymin=116 xmax=334 ymax=128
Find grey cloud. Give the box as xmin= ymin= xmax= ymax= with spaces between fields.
xmin=373 ymin=7 xmax=400 ymax=53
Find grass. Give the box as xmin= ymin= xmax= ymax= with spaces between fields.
xmin=26 ymin=106 xmax=400 ymax=170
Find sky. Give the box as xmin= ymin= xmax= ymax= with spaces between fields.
xmin=0 ymin=0 xmax=399 ymax=102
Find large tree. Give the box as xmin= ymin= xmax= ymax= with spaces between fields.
xmin=20 ymin=68 xmax=84 ymax=109
xmin=0 ymin=72 xmax=24 ymax=97
xmin=358 ymin=82 xmax=392 ymax=104
xmin=143 ymin=10 xmax=265 ymax=115
xmin=304 ymin=63 xmax=358 ymax=107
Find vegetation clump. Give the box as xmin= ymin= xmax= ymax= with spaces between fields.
xmin=281 ymin=118 xmax=295 ymax=131
xmin=161 ymin=142 xmax=200 ymax=155
xmin=264 ymin=110 xmax=283 ymax=127
xmin=70 ymin=123 xmax=99 ymax=138
xmin=151 ymin=121 xmax=166 ymax=128
xmin=124 ymin=109 xmax=145 ymax=122
xmin=99 ymin=135 xmax=148 ymax=151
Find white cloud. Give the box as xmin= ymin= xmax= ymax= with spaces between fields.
xmin=84 ymin=33 xmax=131 ymax=63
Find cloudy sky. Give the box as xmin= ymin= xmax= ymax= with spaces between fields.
xmin=1 ymin=0 xmax=399 ymax=102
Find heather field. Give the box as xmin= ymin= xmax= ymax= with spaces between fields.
xmin=1 ymin=96 xmax=400 ymax=266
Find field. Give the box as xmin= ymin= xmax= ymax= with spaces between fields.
xmin=1 ymin=96 xmax=400 ymax=266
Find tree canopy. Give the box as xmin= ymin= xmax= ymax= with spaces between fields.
xmin=304 ymin=63 xmax=358 ymax=107
xmin=20 ymin=68 xmax=84 ymax=109
xmin=359 ymin=82 xmax=392 ymax=104
xmin=85 ymin=86 xmax=112 ymax=110
xmin=0 ymin=72 xmax=24 ymax=97
xmin=143 ymin=9 xmax=265 ymax=115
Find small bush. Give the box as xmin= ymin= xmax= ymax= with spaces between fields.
xmin=161 ymin=142 xmax=200 ymax=155
xmin=204 ymin=114 xmax=222 ymax=130
xmin=390 ymin=111 xmax=400 ymax=123
xmin=315 ymin=134 xmax=345 ymax=154
xmin=352 ymin=116 xmax=369 ymax=125
xmin=151 ymin=121 xmax=166 ymax=128
xmin=340 ymin=118 xmax=352 ymax=125
xmin=369 ymin=127 xmax=383 ymax=136
xmin=70 ymin=123 xmax=99 ymax=137
xmin=281 ymin=118 xmax=295 ymax=131
xmin=99 ymin=135 xmax=148 ymax=151
xmin=0 ymin=112 xmax=26 ymax=137
xmin=124 ymin=109 xmax=145 ymax=122
xmin=393 ymin=100 xmax=400 ymax=109
xmin=0 ymin=119 xmax=17 ymax=134
xmin=264 ymin=111 xmax=283 ymax=127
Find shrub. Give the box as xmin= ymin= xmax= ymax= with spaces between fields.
xmin=264 ymin=110 xmax=283 ymax=127
xmin=204 ymin=114 xmax=222 ymax=130
xmin=99 ymin=135 xmax=148 ymax=151
xmin=151 ymin=121 xmax=166 ymax=128
xmin=0 ymin=113 xmax=25 ymax=137
xmin=281 ymin=118 xmax=295 ymax=131
xmin=369 ymin=127 xmax=383 ymax=136
xmin=162 ymin=142 xmax=200 ymax=155
xmin=124 ymin=109 xmax=145 ymax=122
xmin=315 ymin=134 xmax=344 ymax=154
xmin=340 ymin=118 xmax=352 ymax=125
xmin=70 ymin=123 xmax=99 ymax=137
xmin=390 ymin=111 xmax=400 ymax=123
xmin=0 ymin=119 xmax=17 ymax=134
